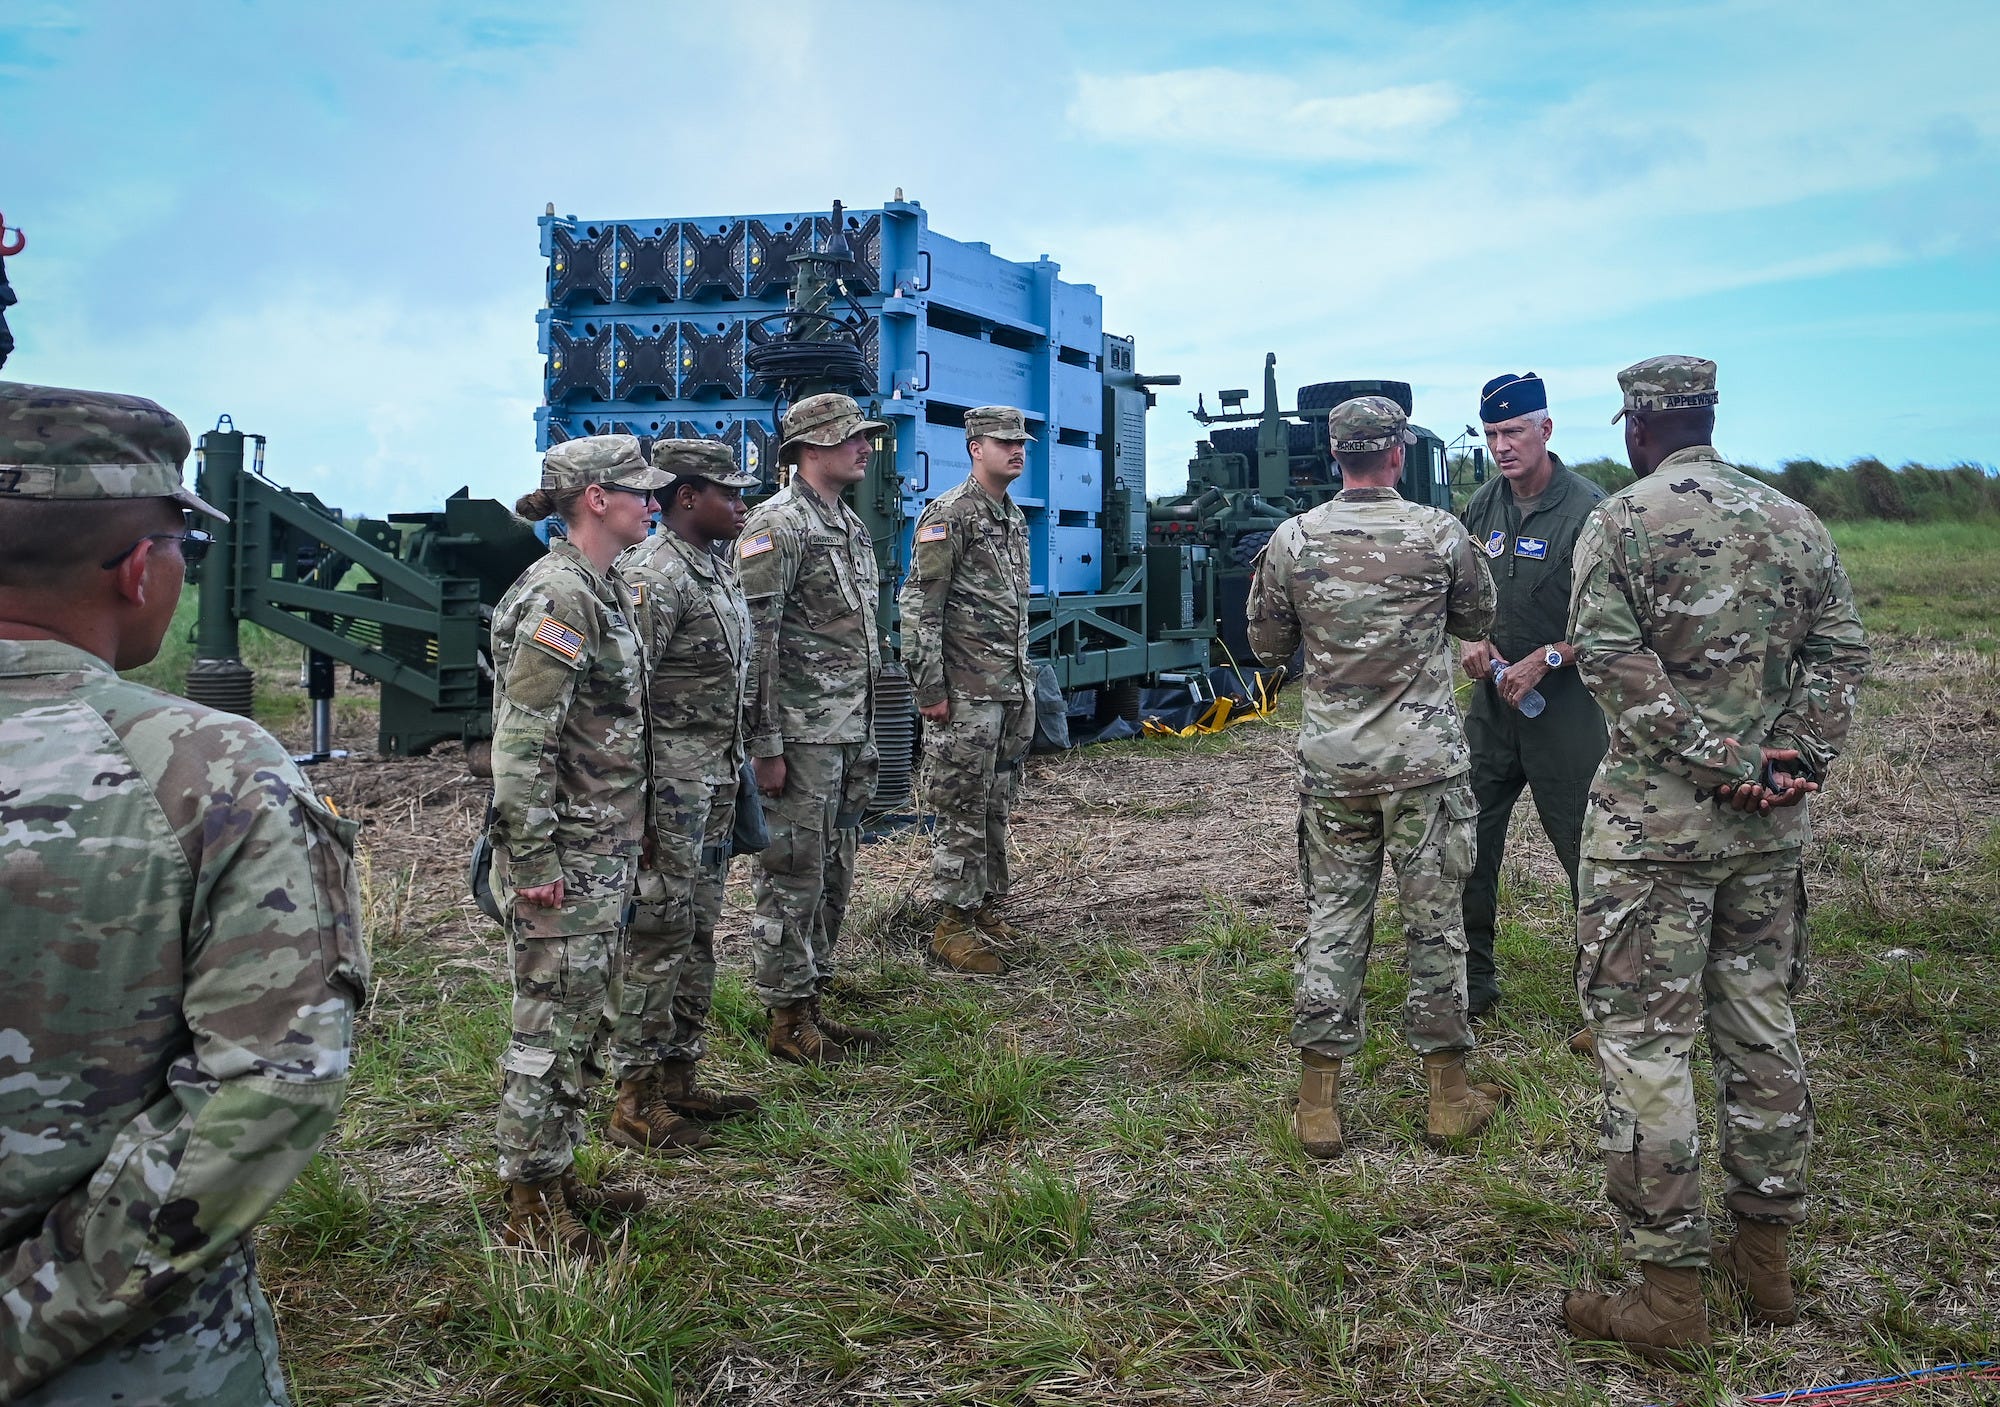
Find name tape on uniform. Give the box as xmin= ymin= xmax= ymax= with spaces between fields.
xmin=1515 ymin=536 xmax=1548 ymax=559
xmin=531 ymin=615 xmax=586 ymax=663
xmin=740 ymin=530 xmax=775 ymax=559
xmin=916 ymin=522 xmax=949 ymax=543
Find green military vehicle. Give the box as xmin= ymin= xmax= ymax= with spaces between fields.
xmin=1149 ymin=353 xmax=1453 ymax=666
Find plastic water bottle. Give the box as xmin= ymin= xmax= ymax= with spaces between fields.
xmin=1491 ymin=658 xmax=1546 ymax=718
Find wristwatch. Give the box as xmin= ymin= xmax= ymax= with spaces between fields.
xmin=1544 ymin=646 xmax=1564 ymax=669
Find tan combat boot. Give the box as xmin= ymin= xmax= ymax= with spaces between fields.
xmin=657 ymin=1057 xmax=760 ymax=1120
xmin=501 ymin=1177 xmax=599 ymax=1255
xmin=1563 ymin=1262 xmax=1714 ymax=1362
xmin=1714 ymin=1219 xmax=1798 ymax=1326
xmin=1294 ymin=1050 xmax=1344 ymax=1159
xmin=606 ymin=1076 xmax=717 ymax=1154
xmin=766 ymin=1000 xmax=852 ymax=1064
xmin=1569 ymin=1027 xmax=1599 ymax=1057
xmin=931 ymin=906 xmax=1006 ymax=974
xmin=809 ymin=995 xmax=887 ymax=1053
xmin=971 ymin=901 xmax=1028 ymax=944
xmin=1422 ymin=1050 xmax=1506 ymax=1144
xmin=559 ymin=1169 xmax=647 ymax=1217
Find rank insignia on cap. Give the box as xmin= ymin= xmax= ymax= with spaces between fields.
xmin=916 ymin=522 xmax=948 ymax=543
xmin=1515 ymin=536 xmax=1548 ymax=560
xmin=531 ymin=616 xmax=586 ymax=663
xmin=1480 ymin=372 xmax=1548 ymax=425
xmin=740 ymin=530 xmax=776 ymax=559
xmin=1485 ymin=529 xmax=1507 ymax=558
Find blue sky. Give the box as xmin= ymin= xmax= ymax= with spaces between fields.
xmin=5 ymin=1 xmax=1996 ymax=512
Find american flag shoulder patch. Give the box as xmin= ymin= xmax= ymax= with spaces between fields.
xmin=740 ymin=530 xmax=776 ymax=559
xmin=531 ymin=615 xmax=586 ymax=663
xmin=916 ymin=522 xmax=949 ymax=543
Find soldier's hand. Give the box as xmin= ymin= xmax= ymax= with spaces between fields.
xmin=518 ymin=879 xmax=566 ymax=908
xmin=1716 ymin=738 xmax=1769 ymax=811
xmin=1716 ymin=780 xmax=1771 ymax=812
xmin=1460 ymin=639 xmax=1504 ymax=681
xmin=1761 ymin=748 xmax=1818 ymax=809
xmin=1496 ymin=653 xmax=1551 ymax=707
xmin=1764 ymin=769 xmax=1819 ymax=808
xmin=755 ymin=754 xmax=787 ymax=798
xmin=1716 ymin=746 xmax=1817 ymax=812
xmin=919 ymin=699 xmax=950 ymax=724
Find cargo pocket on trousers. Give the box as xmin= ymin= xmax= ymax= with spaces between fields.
xmin=1597 ymin=1101 xmax=1643 ymax=1207
xmin=297 ymin=788 xmax=370 ymax=1007
xmin=1787 ymin=870 xmax=1811 ymax=998
xmin=1576 ymin=877 xmax=1655 ymax=1029
xmin=1296 ymin=812 xmax=1312 ymax=898
xmin=1440 ymin=785 xmax=1479 ymax=885
xmin=758 ymin=817 xmax=819 ymax=879
xmin=502 ymin=1040 xmax=557 ymax=1078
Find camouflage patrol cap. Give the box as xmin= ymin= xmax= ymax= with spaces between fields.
xmin=1612 ymin=356 xmax=1718 ymax=423
xmin=778 ymin=393 xmax=887 ymax=462
xmin=0 ymin=380 xmax=226 ymax=521
xmin=651 ymin=437 xmax=760 ymax=491
xmin=540 ymin=433 xmax=671 ymax=493
xmin=1327 ymin=395 xmax=1416 ymax=453
xmin=964 ymin=405 xmax=1036 ymax=442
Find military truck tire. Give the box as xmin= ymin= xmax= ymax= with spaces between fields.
xmin=1232 ymin=530 xmax=1273 ymax=570
xmin=1296 ymin=379 xmax=1414 ymax=415
xmin=1098 ymin=680 xmax=1142 ymax=727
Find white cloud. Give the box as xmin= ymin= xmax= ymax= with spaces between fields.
xmin=1068 ymin=68 xmax=1460 ymax=161
xmin=22 ymin=284 xmax=544 ymax=515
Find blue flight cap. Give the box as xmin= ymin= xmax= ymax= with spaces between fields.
xmin=1479 ymin=372 xmax=1548 ymax=424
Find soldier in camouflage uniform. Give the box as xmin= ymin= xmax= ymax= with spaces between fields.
xmin=1560 ymin=357 xmax=1868 ymax=1359
xmin=898 ymin=405 xmax=1038 ymax=976
xmin=0 ymin=382 xmax=368 ymax=1406
xmin=1247 ymin=396 xmax=1506 ymax=1161
xmin=611 ymin=439 xmax=762 ymax=1128
xmin=487 ymin=434 xmax=674 ymax=1252
xmin=741 ymin=394 xmax=889 ymax=1063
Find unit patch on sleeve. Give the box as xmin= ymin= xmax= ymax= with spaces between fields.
xmin=916 ymin=522 xmax=949 ymax=543
xmin=1514 ymin=536 xmax=1548 ymax=560
xmin=531 ymin=615 xmax=587 ymax=664
xmin=1485 ymin=529 xmax=1507 ymax=558
xmin=740 ymin=530 xmax=776 ymax=559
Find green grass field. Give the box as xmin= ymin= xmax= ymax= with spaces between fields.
xmin=203 ymin=525 xmax=2000 ymax=1404
xmin=1830 ymin=519 xmax=2000 ymax=647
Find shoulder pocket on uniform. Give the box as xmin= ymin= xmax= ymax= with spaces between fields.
xmin=500 ymin=641 xmax=582 ymax=717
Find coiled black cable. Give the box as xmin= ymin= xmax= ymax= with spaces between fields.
xmin=745 ymin=339 xmax=871 ymax=397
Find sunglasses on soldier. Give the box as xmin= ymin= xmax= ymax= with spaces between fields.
xmin=100 ymin=526 xmax=213 ymax=571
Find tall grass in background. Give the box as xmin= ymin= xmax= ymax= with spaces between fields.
xmin=1544 ymin=456 xmax=1999 ymax=521
xmin=122 ymin=590 xmax=313 ymax=719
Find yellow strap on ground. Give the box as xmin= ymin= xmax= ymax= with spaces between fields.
xmin=1137 ymin=637 xmax=1287 ymax=738
xmin=1140 ymin=671 xmax=1285 ymax=739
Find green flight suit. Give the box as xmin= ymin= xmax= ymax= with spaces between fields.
xmin=1456 ymin=459 xmax=1608 ymax=1009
